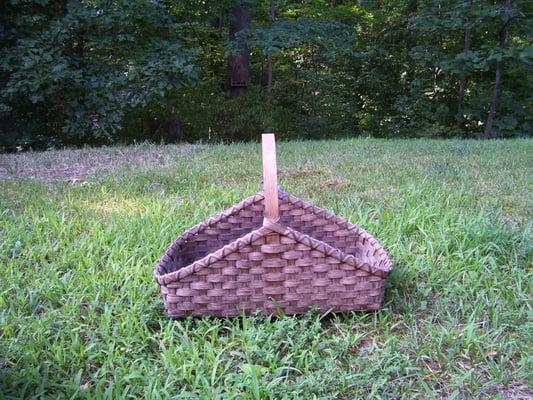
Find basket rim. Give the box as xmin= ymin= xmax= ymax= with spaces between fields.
xmin=154 ymin=192 xmax=393 ymax=285
xmin=155 ymin=219 xmax=391 ymax=285
xmin=156 ymin=191 xmax=390 ymax=261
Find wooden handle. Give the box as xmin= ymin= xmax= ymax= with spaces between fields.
xmin=262 ymin=133 xmax=279 ymax=221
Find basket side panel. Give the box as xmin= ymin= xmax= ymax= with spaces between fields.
xmin=278 ymin=200 xmax=368 ymax=259
xmin=160 ymin=232 xmax=386 ymax=317
xmin=164 ymin=203 xmax=264 ymax=274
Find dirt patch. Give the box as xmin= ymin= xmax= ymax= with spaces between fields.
xmin=0 ymin=143 xmax=194 ymax=183
xmin=318 ymin=178 xmax=350 ymax=189
xmin=279 ymin=163 xmax=332 ymax=178
xmin=476 ymin=380 xmax=532 ymax=400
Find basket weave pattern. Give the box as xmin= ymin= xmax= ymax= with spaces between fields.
xmin=155 ymin=192 xmax=392 ymax=317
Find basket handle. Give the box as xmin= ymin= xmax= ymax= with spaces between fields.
xmin=262 ymin=133 xmax=279 ymax=222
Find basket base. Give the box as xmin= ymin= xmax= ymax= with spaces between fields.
xmin=165 ymin=301 xmax=383 ymax=318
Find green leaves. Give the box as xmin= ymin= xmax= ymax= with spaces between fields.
xmin=1 ymin=0 xmax=200 ymax=144
xmin=232 ymin=18 xmax=356 ymax=58
xmin=0 ymin=0 xmax=531 ymax=148
xmin=519 ymin=46 xmax=533 ymax=65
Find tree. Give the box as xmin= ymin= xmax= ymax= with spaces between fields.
xmin=457 ymin=0 xmax=473 ymax=133
xmin=484 ymin=0 xmax=512 ymax=139
xmin=1 ymin=0 xmax=532 ymax=148
xmin=266 ymin=0 xmax=275 ymax=93
xmin=0 ymin=0 xmax=199 ymax=147
xmin=225 ymin=1 xmax=251 ymax=98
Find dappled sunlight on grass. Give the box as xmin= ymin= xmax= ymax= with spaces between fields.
xmin=87 ymin=196 xmax=149 ymax=217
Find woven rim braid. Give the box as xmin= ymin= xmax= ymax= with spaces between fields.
xmin=154 ymin=192 xmax=393 ymax=317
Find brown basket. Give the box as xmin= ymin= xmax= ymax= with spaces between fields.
xmin=155 ymin=134 xmax=393 ymax=317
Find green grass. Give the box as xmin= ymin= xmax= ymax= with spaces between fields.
xmin=1 ymin=138 xmax=532 ymax=399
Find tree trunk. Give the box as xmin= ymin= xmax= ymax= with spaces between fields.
xmin=163 ymin=26 xmax=182 ymax=142
xmin=166 ymin=99 xmax=182 ymax=143
xmin=225 ymin=2 xmax=251 ymax=98
xmin=218 ymin=10 xmax=224 ymax=38
xmin=457 ymin=0 xmax=472 ymax=133
xmin=0 ymin=2 xmax=12 ymax=148
xmin=266 ymin=55 xmax=273 ymax=93
xmin=406 ymin=0 xmax=418 ymax=49
xmin=484 ymin=0 xmax=512 ymax=139
xmin=53 ymin=0 xmax=69 ymax=144
xmin=266 ymin=0 xmax=275 ymax=93
xmin=405 ymin=0 xmax=418 ymax=85
xmin=483 ymin=65 xmax=502 ymax=138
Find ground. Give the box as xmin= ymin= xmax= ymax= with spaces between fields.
xmin=0 ymin=138 xmax=531 ymax=399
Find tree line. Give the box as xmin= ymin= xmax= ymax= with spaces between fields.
xmin=1 ymin=0 xmax=531 ymax=150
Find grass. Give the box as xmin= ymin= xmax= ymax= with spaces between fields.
xmin=0 ymin=138 xmax=532 ymax=399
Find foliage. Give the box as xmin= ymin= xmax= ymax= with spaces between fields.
xmin=0 ymin=0 xmax=199 ymax=148
xmin=410 ymin=0 xmax=533 ymax=137
xmin=1 ymin=139 xmax=532 ymax=397
xmin=1 ymin=0 xmax=532 ymax=149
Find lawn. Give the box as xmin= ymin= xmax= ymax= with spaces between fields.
xmin=0 ymin=138 xmax=532 ymax=399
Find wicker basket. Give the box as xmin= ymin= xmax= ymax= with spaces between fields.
xmin=155 ymin=134 xmax=392 ymax=317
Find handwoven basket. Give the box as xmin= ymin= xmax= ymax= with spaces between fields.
xmin=155 ymin=134 xmax=392 ymax=317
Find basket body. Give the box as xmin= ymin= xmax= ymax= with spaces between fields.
xmin=155 ymin=193 xmax=392 ymax=318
